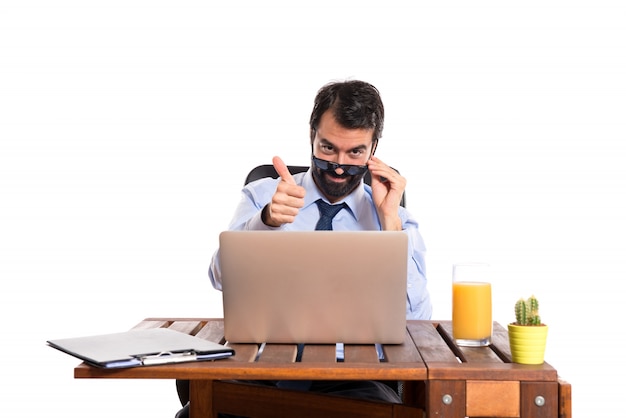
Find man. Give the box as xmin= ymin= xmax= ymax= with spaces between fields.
xmin=176 ymin=80 xmax=432 ymax=417
xmin=209 ymin=80 xmax=431 ymax=319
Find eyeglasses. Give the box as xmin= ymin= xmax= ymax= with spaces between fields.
xmin=311 ymin=155 xmax=369 ymax=176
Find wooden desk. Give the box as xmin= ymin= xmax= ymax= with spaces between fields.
xmin=75 ymin=318 xmax=571 ymax=418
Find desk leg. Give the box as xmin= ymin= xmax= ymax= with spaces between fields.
xmin=426 ymin=380 xmax=465 ymax=418
xmin=521 ymin=381 xmax=558 ymax=418
xmin=558 ymin=378 xmax=572 ymax=418
xmin=401 ymin=380 xmax=426 ymax=409
xmin=189 ymin=380 xmax=215 ymax=418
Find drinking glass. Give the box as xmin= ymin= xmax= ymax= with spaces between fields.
xmin=452 ymin=263 xmax=492 ymax=347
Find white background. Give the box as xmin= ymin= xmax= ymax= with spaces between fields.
xmin=1 ymin=1 xmax=624 ymax=416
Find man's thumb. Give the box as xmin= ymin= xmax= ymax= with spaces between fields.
xmin=272 ymin=156 xmax=296 ymax=185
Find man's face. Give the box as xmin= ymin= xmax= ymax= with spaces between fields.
xmin=311 ymin=111 xmax=376 ymax=203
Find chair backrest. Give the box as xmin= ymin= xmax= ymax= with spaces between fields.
xmin=245 ymin=164 xmax=405 ymax=207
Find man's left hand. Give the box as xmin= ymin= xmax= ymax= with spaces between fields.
xmin=367 ymin=156 xmax=406 ymax=231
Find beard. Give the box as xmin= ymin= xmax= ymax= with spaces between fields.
xmin=312 ymin=166 xmax=366 ymax=200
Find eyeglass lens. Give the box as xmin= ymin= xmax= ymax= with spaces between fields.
xmin=312 ymin=155 xmax=368 ymax=176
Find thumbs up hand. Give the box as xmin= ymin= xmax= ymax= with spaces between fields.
xmin=262 ymin=156 xmax=306 ymax=227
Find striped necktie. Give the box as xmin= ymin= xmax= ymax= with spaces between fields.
xmin=315 ymin=199 xmax=347 ymax=231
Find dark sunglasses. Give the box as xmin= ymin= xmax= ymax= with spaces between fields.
xmin=311 ymin=155 xmax=369 ymax=176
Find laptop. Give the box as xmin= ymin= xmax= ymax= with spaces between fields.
xmin=219 ymin=230 xmax=408 ymax=344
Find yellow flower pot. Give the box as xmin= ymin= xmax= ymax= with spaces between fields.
xmin=508 ymin=323 xmax=548 ymax=365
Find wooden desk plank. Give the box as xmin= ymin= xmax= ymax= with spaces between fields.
xmin=227 ymin=343 xmax=259 ymax=362
xmin=302 ymin=345 xmax=337 ymax=362
xmin=383 ymin=329 xmax=423 ymax=364
xmin=406 ymin=321 xmax=458 ymax=363
xmin=195 ymin=319 xmax=226 ymax=344
xmin=491 ymin=321 xmax=514 ymax=361
xmin=426 ymin=361 xmax=558 ymax=381
xmin=438 ymin=321 xmax=505 ymax=363
xmin=131 ymin=319 xmax=170 ymax=329
xmin=258 ymin=344 xmax=299 ymax=363
xmin=344 ymin=345 xmax=380 ymax=363
xmin=167 ymin=320 xmax=205 ymax=336
xmin=74 ymin=353 xmax=426 ymax=381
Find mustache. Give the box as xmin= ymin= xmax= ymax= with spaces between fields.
xmin=322 ymin=168 xmax=361 ymax=179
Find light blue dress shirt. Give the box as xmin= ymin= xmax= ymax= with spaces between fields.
xmin=209 ymin=170 xmax=433 ymax=320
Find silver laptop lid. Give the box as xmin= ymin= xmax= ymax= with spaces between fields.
xmin=220 ymin=231 xmax=407 ymax=344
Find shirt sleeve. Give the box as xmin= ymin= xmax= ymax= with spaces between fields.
xmin=209 ymin=178 xmax=282 ymax=289
xmin=401 ymin=209 xmax=433 ymax=320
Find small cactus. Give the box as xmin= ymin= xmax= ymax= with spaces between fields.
xmin=514 ymin=295 xmax=542 ymax=325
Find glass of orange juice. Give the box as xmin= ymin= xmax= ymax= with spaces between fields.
xmin=452 ymin=263 xmax=492 ymax=347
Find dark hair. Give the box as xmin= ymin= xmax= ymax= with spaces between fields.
xmin=309 ymin=80 xmax=384 ymax=143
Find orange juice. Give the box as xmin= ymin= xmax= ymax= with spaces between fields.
xmin=452 ymin=281 xmax=492 ymax=343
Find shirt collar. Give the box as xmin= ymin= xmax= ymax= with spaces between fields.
xmin=302 ymin=170 xmax=368 ymax=221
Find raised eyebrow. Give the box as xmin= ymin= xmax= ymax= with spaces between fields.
xmin=319 ymin=139 xmax=368 ymax=153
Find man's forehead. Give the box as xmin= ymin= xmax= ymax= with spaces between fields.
xmin=314 ymin=111 xmax=375 ymax=146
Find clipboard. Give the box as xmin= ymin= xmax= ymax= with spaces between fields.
xmin=47 ymin=328 xmax=234 ymax=368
